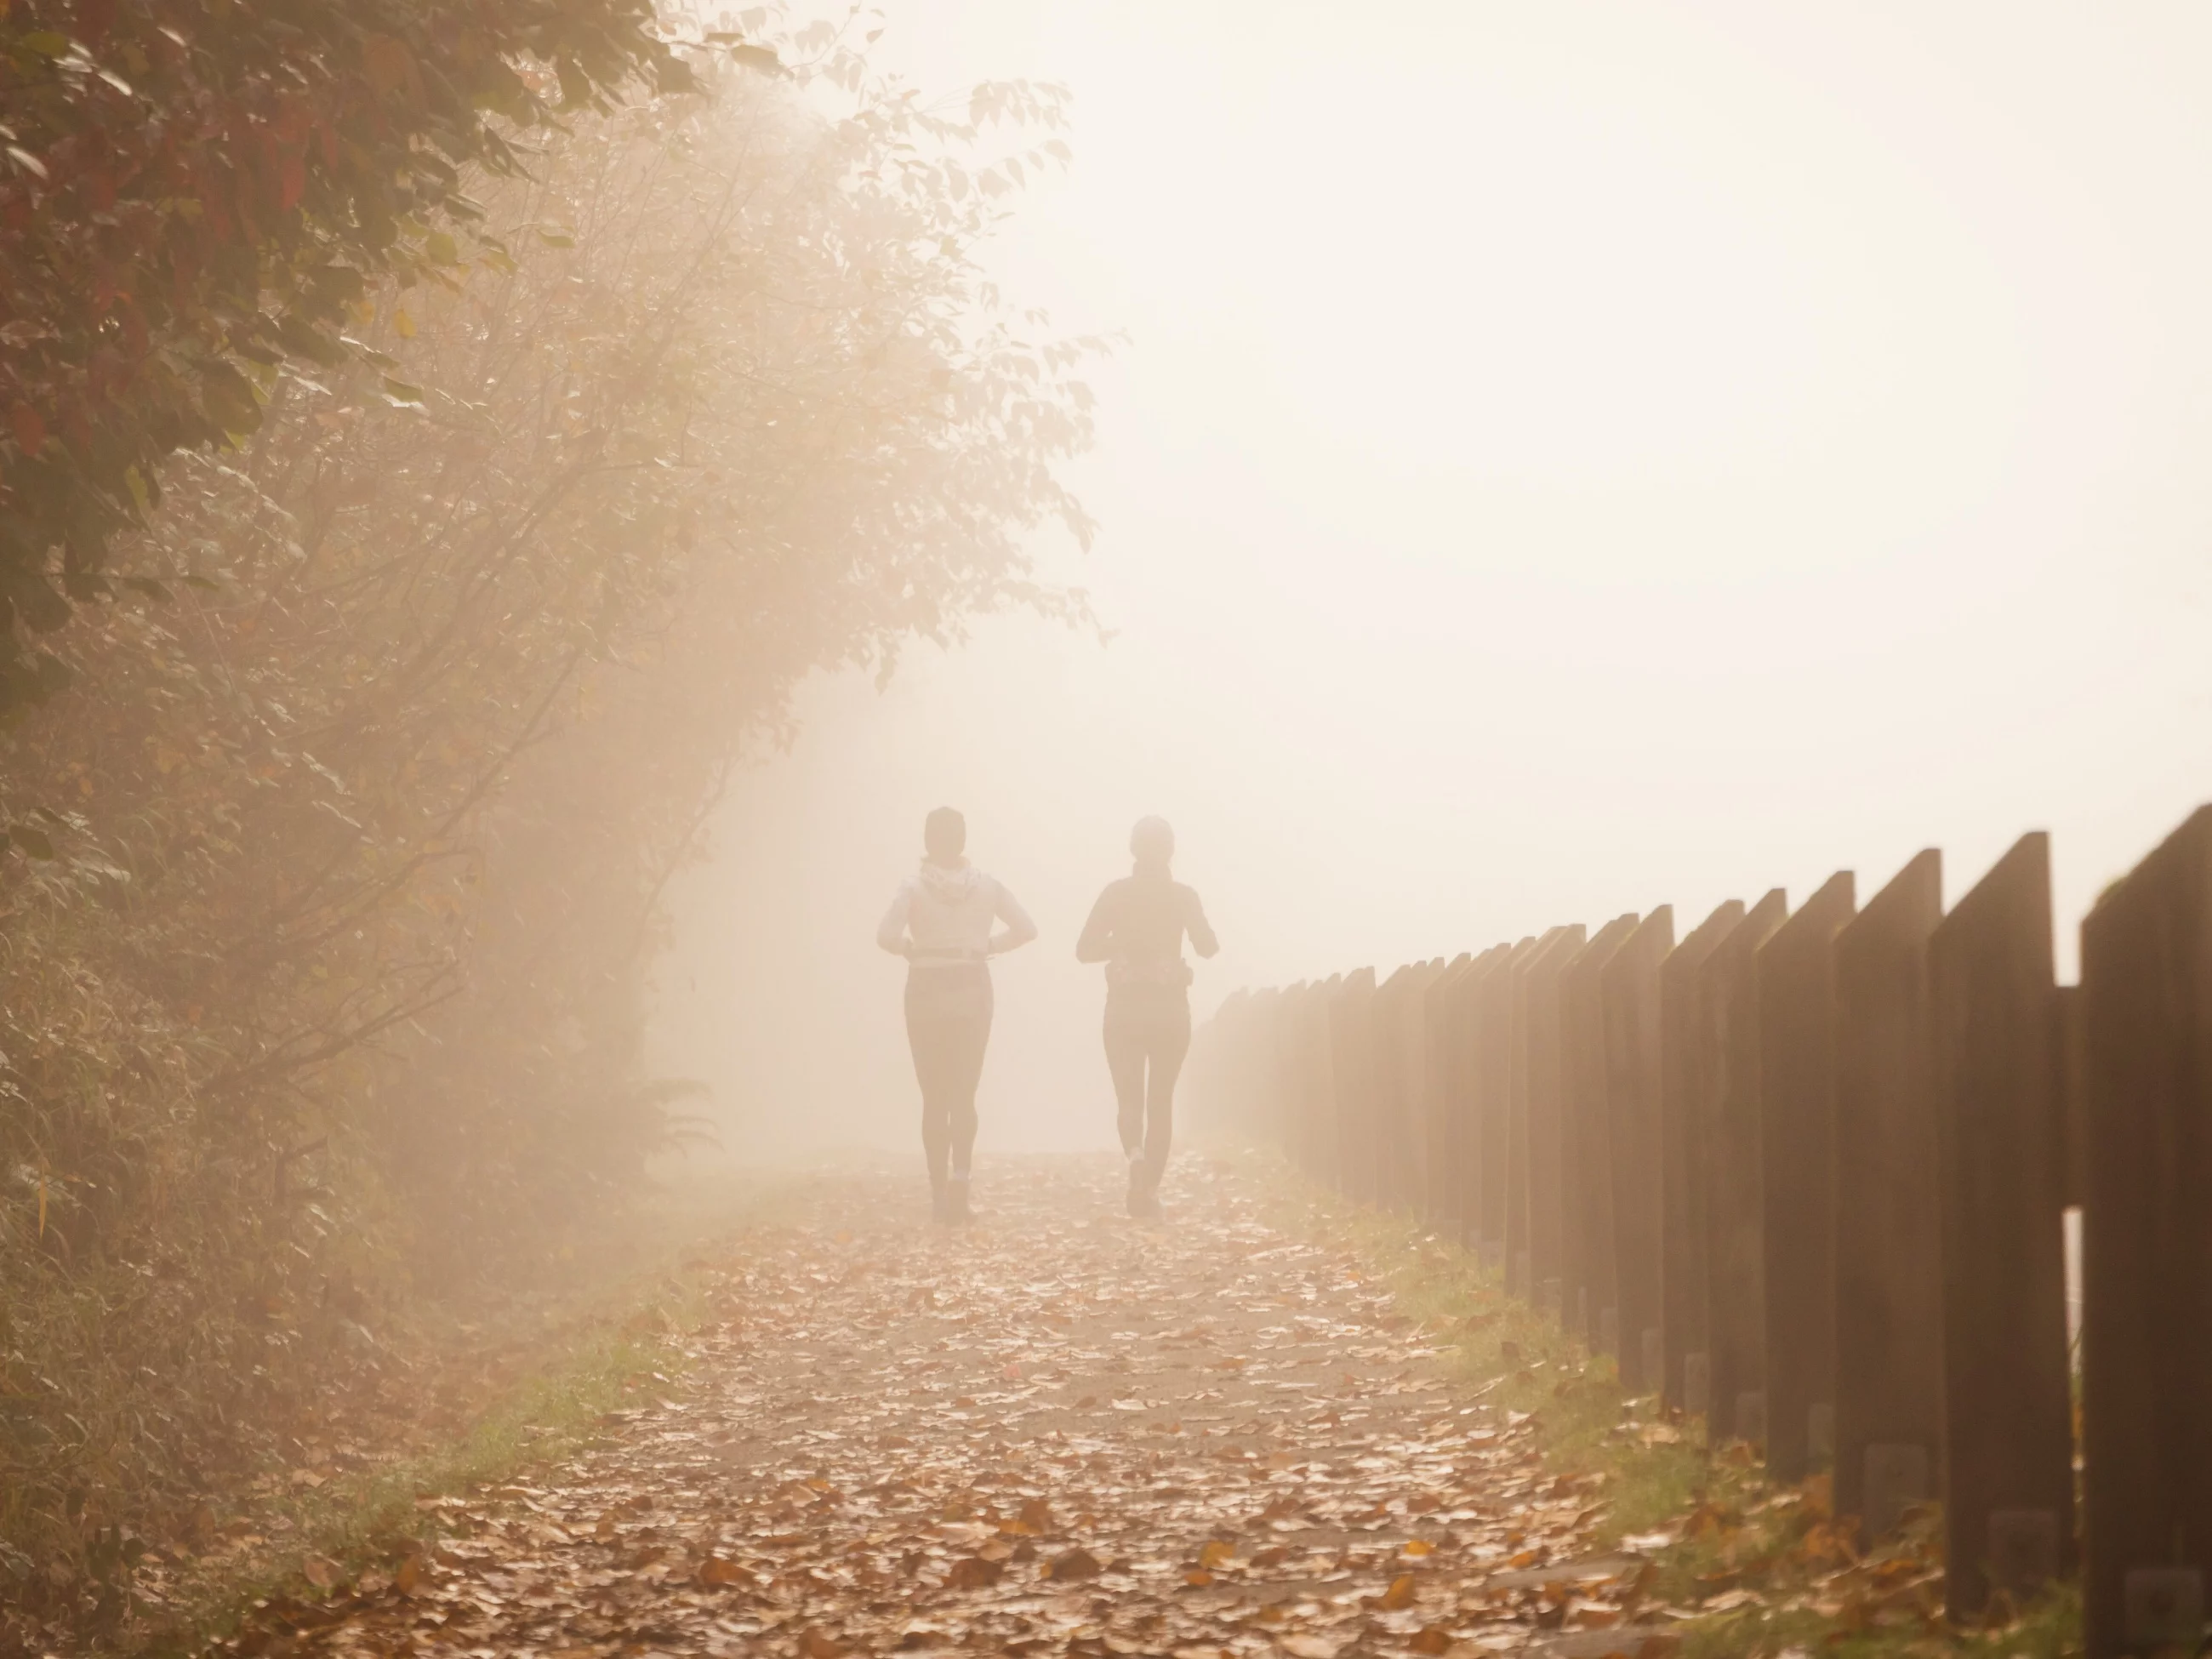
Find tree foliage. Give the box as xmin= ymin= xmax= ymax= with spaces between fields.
xmin=0 ymin=19 xmax=1095 ymax=1630
xmin=0 ymin=0 xmax=693 ymax=716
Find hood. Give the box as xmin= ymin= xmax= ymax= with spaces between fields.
xmin=916 ymin=860 xmax=984 ymax=906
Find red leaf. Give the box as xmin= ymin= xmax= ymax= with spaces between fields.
xmin=362 ymin=36 xmax=416 ymax=99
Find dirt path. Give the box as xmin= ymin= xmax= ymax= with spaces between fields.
xmin=226 ymin=1156 xmax=1636 ymax=1659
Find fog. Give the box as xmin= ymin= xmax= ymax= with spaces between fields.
xmin=647 ymin=2 xmax=2212 ymax=1165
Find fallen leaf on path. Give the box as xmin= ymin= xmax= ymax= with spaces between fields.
xmin=1702 ymin=1588 xmax=1765 ymax=1613
xmin=1048 ymin=1547 xmax=1102 ymax=1582
xmin=948 ymin=1556 xmax=1003 ymax=1589
xmin=187 ymin=1161 xmax=1625 ymax=1659
xmin=698 ymin=1554 xmax=751 ymax=1587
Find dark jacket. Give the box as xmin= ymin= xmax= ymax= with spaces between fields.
xmin=1075 ymin=870 xmax=1219 ymax=995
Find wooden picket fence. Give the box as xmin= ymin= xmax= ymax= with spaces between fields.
xmin=1185 ymin=807 xmax=2212 ymax=1659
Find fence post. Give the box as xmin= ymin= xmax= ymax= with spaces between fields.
xmin=1563 ymin=915 xmax=1639 ymax=1348
xmin=1758 ymin=871 xmax=1855 ymax=1485
xmin=1478 ymin=938 xmax=1536 ymax=1274
xmin=1394 ymin=959 xmax=1446 ymax=1211
xmin=1605 ymin=906 xmax=1674 ymax=1394
xmin=1328 ymin=968 xmax=1378 ymax=1203
xmin=1424 ymin=953 xmax=1478 ymax=1225
xmin=1303 ymin=977 xmax=1343 ymax=1183
xmin=1700 ymin=889 xmax=1787 ymax=1445
xmin=1455 ymin=946 xmax=1510 ymax=1246
xmin=1245 ymin=986 xmax=1279 ymax=1149
xmin=1369 ymin=966 xmax=1413 ymax=1209
xmin=1833 ymin=849 xmax=1944 ymax=1541
xmin=2080 ymin=805 xmax=2212 ymax=1659
xmin=1661 ymin=900 xmax=1743 ymax=1413
xmin=1930 ymin=831 xmax=2074 ymax=1617
xmin=1265 ymin=986 xmax=1291 ymax=1167
xmin=1519 ymin=925 xmax=1585 ymax=1309
xmin=1280 ymin=984 xmax=1314 ymax=1167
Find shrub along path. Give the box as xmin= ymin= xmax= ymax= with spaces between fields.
xmin=203 ymin=1157 xmax=1651 ymax=1659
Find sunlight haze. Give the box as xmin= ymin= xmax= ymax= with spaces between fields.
xmin=649 ymin=2 xmax=2212 ymax=1160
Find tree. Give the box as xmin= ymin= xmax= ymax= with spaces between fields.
xmin=0 ymin=0 xmax=696 ymax=716
xmin=0 ymin=26 xmax=1094 ymax=1622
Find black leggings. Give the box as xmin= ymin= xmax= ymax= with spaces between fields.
xmin=906 ymin=966 xmax=992 ymax=1188
xmin=1104 ymin=991 xmax=1191 ymax=1186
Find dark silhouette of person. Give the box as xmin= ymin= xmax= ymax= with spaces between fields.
xmin=877 ymin=807 xmax=1036 ymax=1223
xmin=1075 ymin=816 xmax=1219 ymax=1217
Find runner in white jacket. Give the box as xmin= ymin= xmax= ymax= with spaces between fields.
xmin=877 ymin=807 xmax=1037 ymax=1223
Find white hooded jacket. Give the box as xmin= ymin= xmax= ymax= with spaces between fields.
xmin=877 ymin=861 xmax=1038 ymax=966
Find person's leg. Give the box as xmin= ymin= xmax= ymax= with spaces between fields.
xmin=939 ymin=970 xmax=993 ymax=1220
xmin=1103 ymin=1002 xmax=1150 ymax=1155
xmin=909 ymin=967 xmax=994 ymax=1221
xmin=945 ymin=1009 xmax=989 ymax=1183
xmin=1103 ymin=1000 xmax=1153 ymax=1212
xmin=1140 ymin=1000 xmax=1194 ymax=1196
xmin=905 ymin=993 xmax=955 ymax=1208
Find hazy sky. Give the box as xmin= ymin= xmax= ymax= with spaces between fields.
xmin=651 ymin=2 xmax=2212 ymax=1162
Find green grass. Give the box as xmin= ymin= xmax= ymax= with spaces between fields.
xmin=129 ymin=1172 xmax=807 ymax=1656
xmin=1220 ymin=1145 xmax=2085 ymax=1659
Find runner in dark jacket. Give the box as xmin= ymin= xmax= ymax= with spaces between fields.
xmin=1075 ymin=817 xmax=1218 ymax=1217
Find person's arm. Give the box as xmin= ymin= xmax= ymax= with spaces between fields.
xmin=1073 ymin=884 xmax=1116 ymax=963
xmin=989 ymin=879 xmax=1039 ymax=955
xmin=1185 ymin=886 xmax=1220 ymax=959
xmin=875 ymin=885 xmax=914 ymax=957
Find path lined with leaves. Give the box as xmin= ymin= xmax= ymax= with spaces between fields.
xmin=222 ymin=1157 xmax=1646 ymax=1659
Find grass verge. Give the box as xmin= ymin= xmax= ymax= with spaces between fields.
xmin=1221 ymin=1147 xmax=2083 ymax=1659
xmin=118 ymin=1170 xmax=809 ymax=1658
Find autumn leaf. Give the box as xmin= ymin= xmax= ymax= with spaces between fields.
xmin=698 ymin=1554 xmax=751 ymax=1588
xmin=1701 ymin=1588 xmax=1765 ymax=1613
xmin=947 ymin=1555 xmax=1003 ymax=1590
xmin=361 ymin=34 xmax=416 ymax=97
xmin=176 ymin=1161 xmax=1643 ymax=1659
xmin=1046 ymin=1548 xmax=1102 ymax=1582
